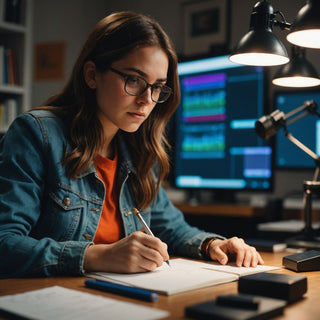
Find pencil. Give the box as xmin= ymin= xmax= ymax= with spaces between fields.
xmin=133 ymin=207 xmax=171 ymax=267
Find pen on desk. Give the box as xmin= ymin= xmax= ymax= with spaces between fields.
xmin=85 ymin=279 xmax=159 ymax=302
xmin=133 ymin=207 xmax=171 ymax=267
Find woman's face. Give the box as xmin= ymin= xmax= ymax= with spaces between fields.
xmin=93 ymin=46 xmax=169 ymax=136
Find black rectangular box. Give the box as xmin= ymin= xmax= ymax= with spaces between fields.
xmin=283 ymin=250 xmax=320 ymax=272
xmin=238 ymin=272 xmax=307 ymax=303
xmin=185 ymin=294 xmax=286 ymax=320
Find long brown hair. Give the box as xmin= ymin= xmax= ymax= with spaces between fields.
xmin=41 ymin=11 xmax=180 ymax=209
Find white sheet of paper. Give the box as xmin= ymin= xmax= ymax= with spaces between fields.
xmin=88 ymin=258 xmax=242 ymax=295
xmin=0 ymin=286 xmax=169 ymax=320
xmin=174 ymin=259 xmax=280 ymax=276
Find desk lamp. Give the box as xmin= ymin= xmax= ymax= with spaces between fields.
xmin=229 ymin=0 xmax=290 ymax=66
xmin=287 ymin=0 xmax=320 ymax=49
xmin=272 ymin=46 xmax=320 ymax=88
xmin=229 ymin=0 xmax=320 ymax=66
xmin=256 ymin=101 xmax=320 ymax=249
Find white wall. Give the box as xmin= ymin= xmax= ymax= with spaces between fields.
xmin=31 ymin=0 xmax=318 ymax=201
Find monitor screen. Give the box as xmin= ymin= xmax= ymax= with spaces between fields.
xmin=275 ymin=90 xmax=320 ymax=169
xmin=173 ymin=55 xmax=273 ymax=197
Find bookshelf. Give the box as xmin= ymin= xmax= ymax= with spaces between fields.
xmin=0 ymin=0 xmax=33 ymax=133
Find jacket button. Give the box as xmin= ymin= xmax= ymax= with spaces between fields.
xmin=83 ymin=234 xmax=92 ymax=240
xmin=63 ymin=196 xmax=71 ymax=206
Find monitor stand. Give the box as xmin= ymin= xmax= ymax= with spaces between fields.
xmin=212 ymin=190 xmax=237 ymax=204
xmin=186 ymin=189 xmax=237 ymax=205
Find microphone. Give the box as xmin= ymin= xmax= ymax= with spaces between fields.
xmin=255 ymin=100 xmax=319 ymax=140
xmin=255 ymin=109 xmax=286 ymax=139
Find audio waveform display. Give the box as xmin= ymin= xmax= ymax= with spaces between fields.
xmin=174 ymin=55 xmax=272 ymax=194
xmin=181 ymin=73 xmax=227 ymax=123
xmin=181 ymin=123 xmax=225 ymax=158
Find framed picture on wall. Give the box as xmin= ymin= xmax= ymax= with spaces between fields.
xmin=182 ymin=0 xmax=229 ymax=56
xmin=34 ymin=41 xmax=66 ymax=81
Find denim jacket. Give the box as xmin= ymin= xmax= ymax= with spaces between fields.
xmin=0 ymin=110 xmax=221 ymax=278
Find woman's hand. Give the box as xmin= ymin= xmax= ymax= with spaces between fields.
xmin=208 ymin=237 xmax=264 ymax=267
xmin=83 ymin=231 xmax=169 ymax=273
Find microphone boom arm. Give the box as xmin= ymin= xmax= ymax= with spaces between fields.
xmin=255 ymin=100 xmax=318 ymax=139
xmin=256 ymin=99 xmax=320 ymax=247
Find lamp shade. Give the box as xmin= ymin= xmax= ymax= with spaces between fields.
xmin=229 ymin=0 xmax=289 ymax=66
xmin=272 ymin=46 xmax=320 ymax=87
xmin=287 ymin=0 xmax=320 ymax=49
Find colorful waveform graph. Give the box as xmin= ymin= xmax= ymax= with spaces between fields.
xmin=181 ymin=72 xmax=227 ymax=123
xmin=181 ymin=123 xmax=226 ymax=159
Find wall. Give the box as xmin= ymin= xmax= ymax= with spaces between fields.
xmin=31 ymin=0 xmax=318 ymax=203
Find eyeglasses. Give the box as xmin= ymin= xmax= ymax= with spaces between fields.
xmin=109 ymin=67 xmax=172 ymax=103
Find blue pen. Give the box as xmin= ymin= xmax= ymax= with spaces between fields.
xmin=85 ymin=279 xmax=159 ymax=302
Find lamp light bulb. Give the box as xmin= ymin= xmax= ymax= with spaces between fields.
xmin=272 ymin=76 xmax=320 ymax=87
xmin=287 ymin=30 xmax=320 ymax=49
xmin=229 ymin=53 xmax=289 ymax=67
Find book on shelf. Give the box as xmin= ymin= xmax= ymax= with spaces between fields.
xmin=0 ymin=46 xmax=3 ymax=85
xmin=3 ymin=0 xmax=22 ymax=24
xmin=6 ymin=48 xmax=18 ymax=85
xmin=0 ymin=98 xmax=18 ymax=129
xmin=0 ymin=45 xmax=18 ymax=86
xmin=86 ymin=258 xmax=279 ymax=296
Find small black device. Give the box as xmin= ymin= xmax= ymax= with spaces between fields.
xmin=283 ymin=250 xmax=320 ymax=272
xmin=238 ymin=272 xmax=307 ymax=303
xmin=185 ymin=293 xmax=286 ymax=320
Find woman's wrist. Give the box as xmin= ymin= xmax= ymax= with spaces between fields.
xmin=201 ymin=237 xmax=218 ymax=259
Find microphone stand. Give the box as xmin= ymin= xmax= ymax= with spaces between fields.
xmin=283 ymin=128 xmax=320 ymax=249
xmin=256 ymin=100 xmax=320 ymax=249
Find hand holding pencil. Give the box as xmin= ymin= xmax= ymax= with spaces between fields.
xmin=83 ymin=215 xmax=170 ymax=273
xmin=133 ymin=208 xmax=170 ymax=267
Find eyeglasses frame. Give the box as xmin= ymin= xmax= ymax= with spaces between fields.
xmin=108 ymin=66 xmax=172 ymax=103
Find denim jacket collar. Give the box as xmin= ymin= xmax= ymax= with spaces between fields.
xmin=77 ymin=131 xmax=136 ymax=179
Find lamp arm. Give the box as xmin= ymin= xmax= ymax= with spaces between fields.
xmin=286 ymin=110 xmax=310 ymax=126
xmin=284 ymin=130 xmax=320 ymax=162
xmin=272 ymin=11 xmax=291 ymax=30
xmin=255 ymin=101 xmax=319 ymax=140
xmin=285 ymin=100 xmax=314 ymax=119
xmin=284 ymin=129 xmax=320 ymax=181
xmin=283 ymin=100 xmax=320 ymax=174
xmin=285 ymin=100 xmax=319 ymax=125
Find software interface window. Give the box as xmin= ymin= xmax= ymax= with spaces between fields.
xmin=174 ymin=56 xmax=273 ymax=192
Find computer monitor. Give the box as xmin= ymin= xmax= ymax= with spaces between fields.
xmin=173 ymin=55 xmax=273 ymax=202
xmin=274 ymin=90 xmax=320 ymax=169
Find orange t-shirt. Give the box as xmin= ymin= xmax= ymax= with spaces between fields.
xmin=93 ymin=153 xmax=123 ymax=244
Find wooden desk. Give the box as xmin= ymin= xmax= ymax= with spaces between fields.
xmin=0 ymin=252 xmax=319 ymax=320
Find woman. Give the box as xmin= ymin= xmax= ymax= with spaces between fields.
xmin=0 ymin=11 xmax=263 ymax=278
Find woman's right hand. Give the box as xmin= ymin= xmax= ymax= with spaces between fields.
xmin=83 ymin=231 xmax=169 ymax=273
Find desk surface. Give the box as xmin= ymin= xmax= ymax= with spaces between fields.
xmin=0 ymin=252 xmax=319 ymax=320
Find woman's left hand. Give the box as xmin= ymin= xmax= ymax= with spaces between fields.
xmin=208 ymin=237 xmax=264 ymax=267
